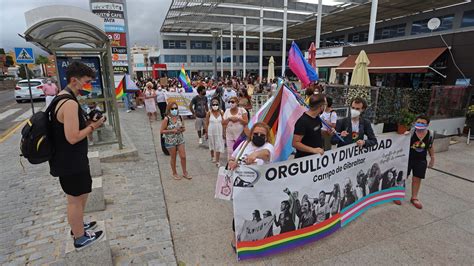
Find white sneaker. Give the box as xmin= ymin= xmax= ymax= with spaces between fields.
xmin=199 ymin=138 xmax=203 ymax=144
xmin=126 ymin=109 xmax=132 ymax=113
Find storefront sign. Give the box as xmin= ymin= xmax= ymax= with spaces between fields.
xmin=112 ymin=60 xmax=128 ymax=66
xmin=106 ymin=32 xmax=127 ymax=47
xmin=91 ymin=10 xmax=124 ymax=19
xmin=112 ymin=53 xmax=128 ymax=61
xmin=113 ymin=66 xmax=129 ymax=73
xmin=233 ymin=135 xmax=409 ymax=260
xmin=316 ymin=47 xmax=343 ymax=58
xmin=91 ymin=2 xmax=123 ymax=12
xmin=105 ymin=25 xmax=125 ymax=33
xmin=112 ymin=47 xmax=127 ymax=54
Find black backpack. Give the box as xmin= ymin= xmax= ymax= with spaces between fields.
xmin=20 ymin=94 xmax=74 ymax=164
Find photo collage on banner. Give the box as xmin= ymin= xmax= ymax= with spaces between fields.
xmin=232 ymin=135 xmax=410 ymax=260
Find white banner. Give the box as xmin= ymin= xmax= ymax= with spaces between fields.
xmin=164 ymin=91 xmax=197 ymax=116
xmin=232 ymin=135 xmax=410 ymax=260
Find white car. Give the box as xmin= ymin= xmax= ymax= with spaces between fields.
xmin=15 ymin=79 xmax=46 ymax=103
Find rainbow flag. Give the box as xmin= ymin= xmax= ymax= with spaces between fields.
xmin=288 ymin=41 xmax=318 ymax=87
xmin=115 ymin=76 xmax=125 ymax=100
xmin=178 ymin=65 xmax=192 ymax=93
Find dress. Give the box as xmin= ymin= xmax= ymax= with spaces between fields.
xmin=224 ymin=107 xmax=247 ymax=159
xmin=144 ymin=89 xmax=157 ymax=113
xmin=163 ymin=116 xmax=185 ymax=148
xmin=208 ymin=112 xmax=225 ymax=153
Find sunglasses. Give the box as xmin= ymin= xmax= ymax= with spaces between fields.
xmin=171 ymin=107 xmax=178 ymax=110
xmin=229 ymin=101 xmax=236 ymax=104
xmin=212 ymin=104 xmax=219 ymax=106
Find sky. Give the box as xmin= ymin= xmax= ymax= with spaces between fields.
xmin=0 ymin=0 xmax=171 ymax=54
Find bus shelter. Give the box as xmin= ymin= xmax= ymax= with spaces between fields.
xmin=22 ymin=5 xmax=123 ymax=148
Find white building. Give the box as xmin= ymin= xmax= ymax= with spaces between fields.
xmin=130 ymin=44 xmax=159 ymax=79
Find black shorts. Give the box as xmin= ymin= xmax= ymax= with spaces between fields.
xmin=59 ymin=171 xmax=92 ymax=196
xmin=408 ymin=159 xmax=427 ymax=179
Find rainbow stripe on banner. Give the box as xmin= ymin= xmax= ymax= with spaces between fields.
xmin=236 ymin=187 xmax=405 ymax=260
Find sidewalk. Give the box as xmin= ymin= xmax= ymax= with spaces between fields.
xmin=151 ymin=118 xmax=474 ymax=265
xmin=0 ymin=110 xmax=176 ymax=265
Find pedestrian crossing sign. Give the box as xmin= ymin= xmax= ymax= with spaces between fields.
xmin=14 ymin=47 xmax=35 ymax=64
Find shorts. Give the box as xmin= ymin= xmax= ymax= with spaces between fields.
xmin=59 ymin=171 xmax=92 ymax=196
xmin=195 ymin=117 xmax=205 ymax=131
xmin=408 ymin=159 xmax=427 ymax=179
xmin=165 ymin=140 xmax=185 ymax=149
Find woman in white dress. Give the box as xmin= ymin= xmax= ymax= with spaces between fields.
xmin=205 ymin=97 xmax=225 ymax=167
xmin=144 ymin=82 xmax=157 ymax=121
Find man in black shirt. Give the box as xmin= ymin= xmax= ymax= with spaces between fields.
xmin=293 ymin=94 xmax=326 ymax=158
xmin=189 ymin=85 xmax=208 ymax=144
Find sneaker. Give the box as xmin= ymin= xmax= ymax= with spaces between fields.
xmin=74 ymin=230 xmax=104 ymax=251
xmin=199 ymin=138 xmax=203 ymax=144
xmin=70 ymin=221 xmax=98 ymax=236
xmin=126 ymin=109 xmax=132 ymax=113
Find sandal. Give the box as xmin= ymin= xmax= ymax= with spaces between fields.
xmin=410 ymin=198 xmax=423 ymax=209
xmin=172 ymin=174 xmax=182 ymax=180
xmin=182 ymin=172 xmax=192 ymax=180
xmin=393 ymin=200 xmax=402 ymax=205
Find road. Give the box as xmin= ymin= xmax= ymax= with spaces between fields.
xmin=0 ymin=90 xmax=45 ymax=141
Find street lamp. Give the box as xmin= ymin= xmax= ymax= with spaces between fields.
xmin=211 ymin=30 xmax=219 ymax=79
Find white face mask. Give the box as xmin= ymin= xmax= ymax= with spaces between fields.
xmin=47 ymin=80 xmax=52 ymax=84
xmin=212 ymin=105 xmax=219 ymax=111
xmin=351 ymin=109 xmax=361 ymax=118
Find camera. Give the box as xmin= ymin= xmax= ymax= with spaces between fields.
xmin=88 ymin=109 xmax=104 ymax=122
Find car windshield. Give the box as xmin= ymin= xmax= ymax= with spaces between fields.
xmin=18 ymin=81 xmax=42 ymax=87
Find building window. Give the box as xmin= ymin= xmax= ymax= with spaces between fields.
xmin=375 ymin=24 xmax=406 ymax=40
xmin=217 ymin=41 xmax=237 ymax=50
xmin=324 ymin=35 xmax=346 ymax=46
xmin=163 ymin=40 xmax=187 ymax=49
xmin=191 ymin=55 xmax=213 ymax=62
xmin=163 ymin=55 xmax=187 ymax=63
xmin=348 ymin=31 xmax=368 ymax=43
xmin=411 ymin=15 xmax=454 ymax=35
xmin=461 ymin=10 xmax=474 ymax=27
xmin=216 ymin=55 xmax=237 ymax=62
xmin=191 ymin=41 xmax=212 ymax=49
xmin=239 ymin=55 xmax=259 ymax=63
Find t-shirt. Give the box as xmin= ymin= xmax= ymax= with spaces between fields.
xmin=294 ymin=112 xmax=323 ymax=158
xmin=190 ymin=95 xmax=208 ymax=118
xmin=320 ymin=110 xmax=337 ymax=131
xmin=223 ymin=89 xmax=237 ymax=109
xmin=315 ymin=203 xmax=329 ymax=223
xmin=231 ymin=141 xmax=275 ymax=165
xmin=351 ymin=120 xmax=360 ymax=142
xmin=156 ymin=90 xmax=166 ymax=103
xmin=410 ymin=131 xmax=432 ymax=161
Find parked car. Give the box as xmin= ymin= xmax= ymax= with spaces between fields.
xmin=15 ymin=79 xmax=46 ymax=103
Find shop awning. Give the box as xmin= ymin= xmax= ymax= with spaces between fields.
xmin=316 ymin=57 xmax=347 ymax=68
xmin=335 ymin=48 xmax=447 ymax=73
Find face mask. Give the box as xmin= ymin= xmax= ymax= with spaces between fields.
xmin=351 ymin=109 xmax=361 ymax=118
xmin=170 ymin=109 xmax=178 ymax=116
xmin=252 ymin=134 xmax=266 ymax=147
xmin=212 ymin=105 xmax=219 ymax=111
xmin=414 ymin=123 xmax=428 ymax=131
xmin=226 ymin=88 xmax=232 ymax=92
xmin=47 ymin=80 xmax=52 ymax=85
xmin=230 ymin=103 xmax=237 ymax=109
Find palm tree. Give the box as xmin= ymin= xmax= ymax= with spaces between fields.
xmin=35 ymin=55 xmax=50 ymax=77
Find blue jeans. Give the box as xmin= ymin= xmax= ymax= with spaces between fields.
xmin=123 ymin=93 xmax=133 ymax=110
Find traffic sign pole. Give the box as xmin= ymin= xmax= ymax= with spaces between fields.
xmin=24 ymin=64 xmax=35 ymax=115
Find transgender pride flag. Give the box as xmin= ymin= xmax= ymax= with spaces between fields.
xmin=288 ymin=41 xmax=318 ymax=87
xmin=273 ymin=86 xmax=307 ymax=162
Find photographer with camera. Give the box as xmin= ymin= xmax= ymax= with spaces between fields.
xmin=49 ymin=62 xmax=106 ymax=250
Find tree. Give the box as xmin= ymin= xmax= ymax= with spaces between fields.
xmin=0 ymin=48 xmax=5 ymax=55
xmin=5 ymin=55 xmax=14 ymax=67
xmin=35 ymin=55 xmax=50 ymax=77
xmin=19 ymin=65 xmax=35 ymax=79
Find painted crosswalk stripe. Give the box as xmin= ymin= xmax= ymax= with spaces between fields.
xmin=13 ymin=106 xmax=47 ymax=122
xmin=0 ymin=108 xmax=22 ymax=121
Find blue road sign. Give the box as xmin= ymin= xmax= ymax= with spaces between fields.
xmin=14 ymin=47 xmax=35 ymax=64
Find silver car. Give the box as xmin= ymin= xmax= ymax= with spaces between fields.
xmin=15 ymin=79 xmax=46 ymax=103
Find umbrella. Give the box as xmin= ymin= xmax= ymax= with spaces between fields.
xmin=328 ymin=68 xmax=337 ymax=84
xmin=308 ymin=42 xmax=316 ymax=69
xmin=267 ymin=56 xmax=275 ymax=81
xmin=350 ymin=50 xmax=371 ymax=86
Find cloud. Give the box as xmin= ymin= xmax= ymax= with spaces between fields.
xmin=0 ymin=0 xmax=170 ymax=54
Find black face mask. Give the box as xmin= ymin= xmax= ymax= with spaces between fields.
xmin=252 ymin=134 xmax=266 ymax=147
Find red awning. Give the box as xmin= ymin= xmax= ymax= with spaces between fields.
xmin=335 ymin=47 xmax=447 ymax=73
